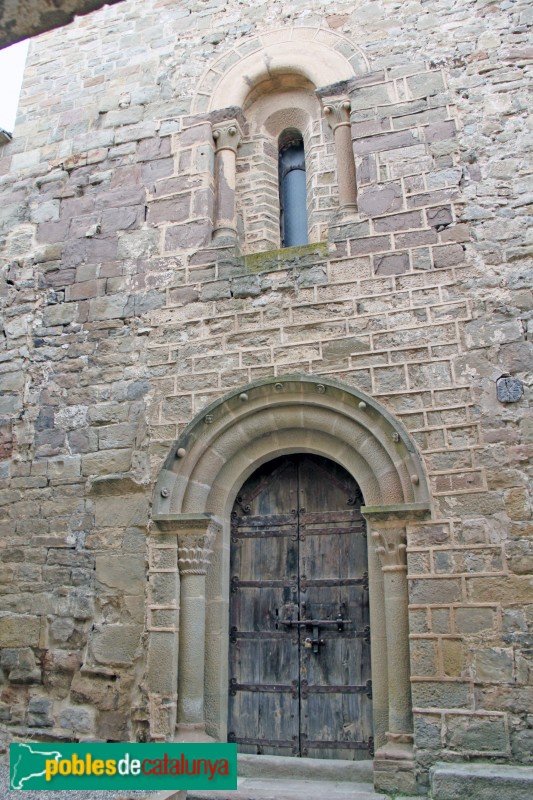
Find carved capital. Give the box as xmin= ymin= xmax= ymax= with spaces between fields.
xmin=323 ymin=97 xmax=351 ymax=132
xmin=212 ymin=120 xmax=242 ymax=154
xmin=372 ymin=527 xmax=407 ymax=572
xmin=177 ymin=525 xmax=217 ymax=575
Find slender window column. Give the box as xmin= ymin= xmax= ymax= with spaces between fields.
xmin=323 ymin=97 xmax=357 ymax=215
xmin=211 ymin=119 xmax=242 ymax=241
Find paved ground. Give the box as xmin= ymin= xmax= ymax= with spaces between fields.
xmin=186 ymin=776 xmax=389 ymax=800
xmin=0 ymin=760 xmax=152 ymax=799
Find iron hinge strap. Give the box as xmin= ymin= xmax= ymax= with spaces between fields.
xmin=300 ymin=679 xmax=372 ymax=699
xmin=230 ymin=678 xmax=298 ymax=698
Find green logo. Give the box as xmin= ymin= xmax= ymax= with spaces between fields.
xmin=10 ymin=742 xmax=237 ymax=791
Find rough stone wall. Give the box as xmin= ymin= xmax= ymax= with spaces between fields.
xmin=0 ymin=0 xmax=531 ymax=782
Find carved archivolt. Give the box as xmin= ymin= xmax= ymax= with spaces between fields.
xmin=192 ymin=27 xmax=369 ymax=113
xmin=153 ymin=375 xmax=430 ymax=519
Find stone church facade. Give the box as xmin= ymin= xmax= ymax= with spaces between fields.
xmin=0 ymin=0 xmax=531 ymax=796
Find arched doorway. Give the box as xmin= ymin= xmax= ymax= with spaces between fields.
xmin=150 ymin=375 xmax=431 ymax=792
xmin=228 ymin=454 xmax=373 ymax=759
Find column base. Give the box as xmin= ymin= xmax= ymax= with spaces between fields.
xmin=174 ymin=722 xmax=216 ymax=744
xmin=212 ymin=227 xmax=237 ymax=243
xmin=338 ymin=203 xmax=358 ymax=217
xmin=373 ymin=733 xmax=417 ymax=795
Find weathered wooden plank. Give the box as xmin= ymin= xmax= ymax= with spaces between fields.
xmin=229 ymin=454 xmax=372 ymax=759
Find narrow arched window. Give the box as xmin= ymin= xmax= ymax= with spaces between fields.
xmin=279 ymin=129 xmax=308 ymax=248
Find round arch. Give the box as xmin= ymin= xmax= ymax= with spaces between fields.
xmin=153 ymin=375 xmax=430 ymax=518
xmin=191 ymin=26 xmax=370 ymax=113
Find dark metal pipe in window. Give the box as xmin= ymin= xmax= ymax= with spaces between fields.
xmin=279 ymin=132 xmax=308 ymax=247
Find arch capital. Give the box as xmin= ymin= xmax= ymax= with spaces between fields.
xmin=212 ymin=119 xmax=242 ymax=154
xmin=323 ymin=96 xmax=352 ymax=132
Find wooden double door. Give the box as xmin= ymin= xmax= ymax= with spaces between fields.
xmin=228 ymin=455 xmax=373 ymax=759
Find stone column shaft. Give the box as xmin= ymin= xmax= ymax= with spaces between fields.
xmin=175 ymin=522 xmax=218 ymax=741
xmin=150 ymin=514 xmax=220 ymax=743
xmin=177 ymin=573 xmax=207 ymax=725
xmin=363 ymin=504 xmax=429 ymax=795
xmin=372 ymin=526 xmax=413 ymax=739
xmin=212 ymin=120 xmax=241 ymax=240
xmin=324 ymin=97 xmax=357 ymax=215
xmin=382 ymin=565 xmax=413 ymax=734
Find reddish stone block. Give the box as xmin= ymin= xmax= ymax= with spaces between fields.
xmin=374 ymin=251 xmax=410 ymax=275
xmin=154 ymin=176 xmax=201 ymax=196
xmin=37 ymin=220 xmax=70 ymax=243
xmin=358 ymin=182 xmax=402 ymax=215
xmin=374 ymin=210 xmax=423 ymax=232
xmin=353 ymin=129 xmax=418 ymax=155
xmin=349 ymin=235 xmax=391 ymax=255
xmin=169 ymin=287 xmax=200 ymax=305
xmin=99 ymin=261 xmax=124 ymax=278
xmin=424 ymin=120 xmax=457 ymax=143
xmin=67 ymin=280 xmax=103 ymax=301
xmin=43 ymin=268 xmax=76 ymax=288
xmin=427 ymin=206 xmax=453 ymax=228
xmin=351 ymin=118 xmax=391 ymax=138
xmin=95 ymin=187 xmax=145 ymax=209
xmin=137 ymin=136 xmax=171 ymax=162
xmin=86 ymin=148 xmax=109 ymax=165
xmin=62 ymin=236 xmax=118 ymax=266
xmin=60 ymin=194 xmax=96 ymax=218
xmin=68 ymin=215 xmax=101 ymax=239
xmin=109 ymin=164 xmax=143 ymax=188
xmin=148 ymin=195 xmax=190 ymax=224
xmin=165 ymin=220 xmax=211 ymax=251
xmin=142 ymin=158 xmax=175 ymax=186
xmin=433 ymin=244 xmax=465 ymax=268
xmin=440 ymin=223 xmax=470 ymax=243
xmin=395 ymin=229 xmax=438 ymax=247
xmin=179 ymin=123 xmax=212 ymax=146
xmin=99 ymin=205 xmax=145 ymax=234
xmin=407 ymin=188 xmax=460 ymax=209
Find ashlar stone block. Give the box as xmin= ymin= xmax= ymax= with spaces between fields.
xmin=0 ymin=613 xmax=40 ymax=647
xmin=444 ymin=713 xmax=509 ymax=753
xmin=90 ymin=624 xmax=143 ymax=667
xmin=96 ymin=554 xmax=145 ymax=594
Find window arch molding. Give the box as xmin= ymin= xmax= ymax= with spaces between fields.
xmin=192 ymin=26 xmax=369 ymax=114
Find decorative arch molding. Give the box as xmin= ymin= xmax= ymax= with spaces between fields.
xmin=153 ymin=375 xmax=430 ymax=518
xmin=149 ymin=376 xmax=430 ymax=794
xmin=191 ymin=26 xmax=369 ymax=113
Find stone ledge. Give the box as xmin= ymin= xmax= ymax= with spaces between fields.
xmin=429 ymin=761 xmax=533 ymax=800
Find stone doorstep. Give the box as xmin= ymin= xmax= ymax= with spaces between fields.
xmin=185 ymin=777 xmax=391 ymax=800
xmin=144 ymin=756 xmax=406 ymax=800
xmin=237 ymin=753 xmax=374 ymax=782
xmin=430 ymin=761 xmax=533 ymax=800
